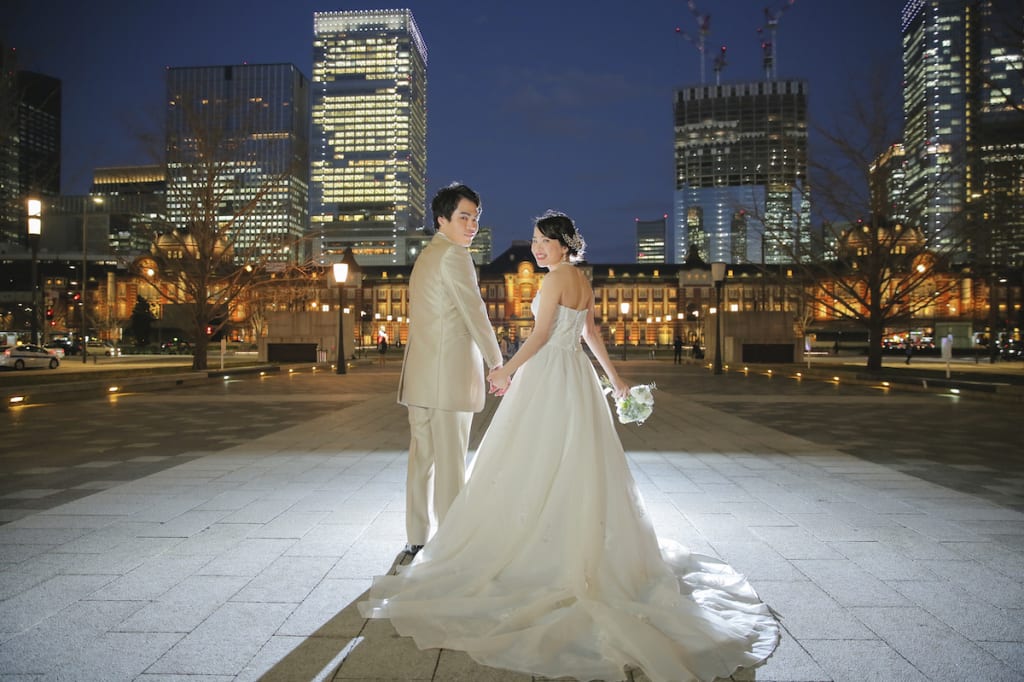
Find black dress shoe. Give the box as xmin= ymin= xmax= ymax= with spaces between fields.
xmin=404 ymin=544 xmax=423 ymax=556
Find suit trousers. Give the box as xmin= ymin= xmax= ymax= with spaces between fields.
xmin=406 ymin=405 xmax=473 ymax=545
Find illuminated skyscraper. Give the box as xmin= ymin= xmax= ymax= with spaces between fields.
xmin=635 ymin=217 xmax=667 ymax=263
xmin=672 ymin=80 xmax=809 ymax=265
xmin=165 ymin=64 xmax=310 ymax=263
xmin=901 ymin=0 xmax=1023 ymax=265
xmin=901 ymin=0 xmax=968 ymax=257
xmin=1 ymin=45 xmax=61 ymax=243
xmin=869 ymin=143 xmax=908 ymax=224
xmin=469 ymin=226 xmax=493 ymax=265
xmin=91 ymin=165 xmax=167 ymax=257
xmin=311 ymin=9 xmax=427 ymax=266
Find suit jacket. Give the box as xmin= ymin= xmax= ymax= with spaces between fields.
xmin=399 ymin=232 xmax=503 ymax=412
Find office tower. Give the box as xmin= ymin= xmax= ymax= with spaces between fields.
xmin=673 ymin=80 xmax=809 ymax=265
xmin=901 ymin=0 xmax=970 ymax=259
xmin=973 ymin=0 xmax=1024 ymax=267
xmin=311 ymin=9 xmax=427 ymax=266
xmin=469 ymin=226 xmax=493 ymax=265
xmin=91 ymin=165 xmax=167 ymax=257
xmin=902 ymin=0 xmax=1024 ymax=267
xmin=635 ymin=216 xmax=667 ymax=263
xmin=869 ymin=143 xmax=908 ymax=224
xmin=1 ymin=45 xmax=61 ymax=243
xmin=165 ymin=64 xmax=310 ymax=263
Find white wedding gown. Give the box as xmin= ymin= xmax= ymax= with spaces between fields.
xmin=359 ymin=299 xmax=779 ymax=682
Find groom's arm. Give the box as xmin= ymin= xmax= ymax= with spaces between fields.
xmin=441 ymin=245 xmax=503 ymax=370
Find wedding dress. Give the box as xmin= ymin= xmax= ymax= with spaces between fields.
xmin=359 ymin=297 xmax=779 ymax=682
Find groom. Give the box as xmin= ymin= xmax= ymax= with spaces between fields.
xmin=398 ymin=182 xmax=503 ymax=556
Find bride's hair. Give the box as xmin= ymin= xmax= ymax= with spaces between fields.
xmin=535 ymin=210 xmax=586 ymax=262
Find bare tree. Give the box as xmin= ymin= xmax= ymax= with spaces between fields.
xmin=754 ymin=66 xmax=968 ymax=371
xmin=133 ymin=81 xmax=307 ymax=370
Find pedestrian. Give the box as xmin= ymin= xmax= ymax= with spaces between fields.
xmin=377 ymin=331 xmax=389 ymax=367
xmin=833 ymin=339 xmax=840 ymax=355
xmin=905 ymin=343 xmax=913 ymax=364
xmin=673 ymin=335 xmax=683 ymax=364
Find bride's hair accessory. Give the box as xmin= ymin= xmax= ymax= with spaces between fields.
xmin=536 ymin=209 xmax=586 ymax=261
xmin=565 ymin=230 xmax=586 ymax=259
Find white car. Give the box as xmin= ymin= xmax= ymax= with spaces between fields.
xmin=84 ymin=340 xmax=121 ymax=357
xmin=0 ymin=344 xmax=60 ymax=370
xmin=43 ymin=344 xmax=66 ymax=359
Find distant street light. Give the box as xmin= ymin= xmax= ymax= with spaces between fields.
xmin=27 ymin=198 xmax=42 ymax=345
xmin=619 ymin=301 xmax=630 ymax=361
xmin=712 ymin=261 xmax=726 ymax=375
xmin=333 ymin=262 xmax=349 ymax=375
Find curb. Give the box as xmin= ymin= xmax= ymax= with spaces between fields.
xmin=3 ymin=364 xmax=282 ymax=409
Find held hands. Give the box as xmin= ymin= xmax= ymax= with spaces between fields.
xmin=488 ymin=365 xmax=512 ymax=397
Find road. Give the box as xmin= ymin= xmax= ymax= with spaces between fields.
xmin=1 ymin=359 xmax=1021 ymax=525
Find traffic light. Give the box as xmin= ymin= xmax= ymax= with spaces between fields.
xmin=205 ymin=325 xmax=214 ymax=336
xmin=46 ymin=307 xmax=54 ymax=320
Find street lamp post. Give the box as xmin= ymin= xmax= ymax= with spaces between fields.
xmin=80 ymin=196 xmax=103 ymax=363
xmin=27 ymin=199 xmax=42 ymax=345
xmin=711 ymin=262 xmax=726 ymax=375
xmin=333 ymin=262 xmax=349 ymax=374
xmin=619 ymin=301 xmax=630 ymax=361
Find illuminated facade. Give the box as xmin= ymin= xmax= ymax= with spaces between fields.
xmin=311 ymin=9 xmax=427 ymax=266
xmin=165 ymin=64 xmax=310 ymax=264
xmin=673 ymin=80 xmax=809 ymax=265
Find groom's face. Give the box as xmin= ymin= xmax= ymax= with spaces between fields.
xmin=437 ymin=198 xmax=480 ymax=247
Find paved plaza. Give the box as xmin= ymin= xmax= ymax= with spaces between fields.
xmin=0 ymin=358 xmax=1022 ymax=681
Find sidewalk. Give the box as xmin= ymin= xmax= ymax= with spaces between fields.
xmin=0 ymin=363 xmax=1021 ymax=681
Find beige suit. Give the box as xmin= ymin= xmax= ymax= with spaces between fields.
xmin=399 ymin=232 xmax=502 ymax=545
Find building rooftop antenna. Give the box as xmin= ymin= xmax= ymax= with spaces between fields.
xmin=675 ymin=0 xmax=711 ymax=84
xmin=756 ymin=0 xmax=796 ymax=80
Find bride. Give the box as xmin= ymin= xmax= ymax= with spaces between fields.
xmin=359 ymin=211 xmax=779 ymax=682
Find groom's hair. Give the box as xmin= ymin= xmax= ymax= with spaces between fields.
xmin=431 ymin=182 xmax=481 ymax=231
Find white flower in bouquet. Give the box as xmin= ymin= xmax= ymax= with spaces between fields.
xmin=600 ymin=376 xmax=657 ymax=425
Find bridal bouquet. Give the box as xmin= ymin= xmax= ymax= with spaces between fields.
xmin=601 ymin=376 xmax=657 ymax=425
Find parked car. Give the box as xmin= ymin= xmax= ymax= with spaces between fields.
xmin=83 ymin=340 xmax=121 ymax=357
xmin=0 ymin=344 xmax=60 ymax=370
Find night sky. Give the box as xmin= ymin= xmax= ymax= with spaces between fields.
xmin=5 ymin=0 xmax=901 ymax=262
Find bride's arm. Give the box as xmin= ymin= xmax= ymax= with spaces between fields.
xmin=487 ymin=275 xmax=563 ymax=390
xmin=582 ymin=302 xmax=629 ymax=399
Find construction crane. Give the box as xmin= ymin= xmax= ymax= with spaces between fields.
xmin=712 ymin=45 xmax=728 ymax=85
xmin=675 ymin=0 xmax=711 ymax=84
xmin=756 ymin=0 xmax=797 ymax=80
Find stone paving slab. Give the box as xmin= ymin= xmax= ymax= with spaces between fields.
xmin=0 ymin=364 xmax=1021 ymax=681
